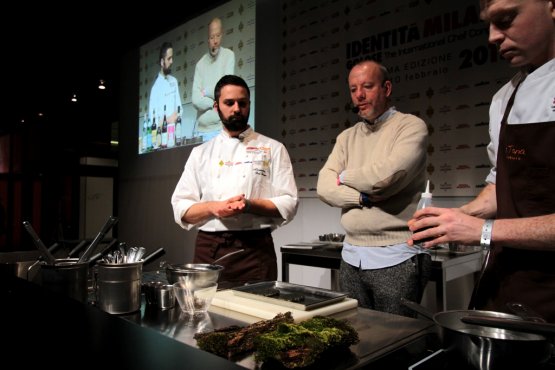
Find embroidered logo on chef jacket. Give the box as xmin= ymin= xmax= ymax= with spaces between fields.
xmin=217 ymin=146 xmax=271 ymax=177
xmin=247 ymin=146 xmax=271 ymax=177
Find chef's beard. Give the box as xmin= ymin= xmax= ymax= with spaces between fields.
xmin=218 ymin=109 xmax=249 ymax=132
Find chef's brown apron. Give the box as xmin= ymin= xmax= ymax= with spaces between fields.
xmin=194 ymin=228 xmax=276 ymax=287
xmin=474 ymin=80 xmax=555 ymax=322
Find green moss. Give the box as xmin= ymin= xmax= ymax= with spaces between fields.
xmin=254 ymin=316 xmax=359 ymax=368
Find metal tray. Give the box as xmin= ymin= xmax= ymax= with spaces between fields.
xmin=231 ymin=281 xmax=347 ymax=311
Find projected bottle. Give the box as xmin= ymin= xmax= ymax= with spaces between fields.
xmin=414 ymin=180 xmax=433 ymax=249
xmin=156 ymin=124 xmax=162 ymax=149
xmin=168 ymin=106 xmax=175 ymax=148
xmin=175 ymin=105 xmax=182 ymax=146
xmin=143 ymin=114 xmax=149 ymax=152
xmin=161 ymin=105 xmax=168 ymax=149
xmin=151 ymin=111 xmax=158 ymax=150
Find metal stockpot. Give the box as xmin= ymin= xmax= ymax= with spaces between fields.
xmin=436 ymin=309 xmax=552 ymax=370
xmin=96 ymin=261 xmax=142 ymax=314
xmin=38 ymin=258 xmax=89 ymax=303
xmin=402 ymin=299 xmax=553 ymax=370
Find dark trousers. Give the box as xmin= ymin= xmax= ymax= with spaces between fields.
xmin=339 ymin=254 xmax=431 ymax=318
xmin=195 ymin=229 xmax=276 ymax=286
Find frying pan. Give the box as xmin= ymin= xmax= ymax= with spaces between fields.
xmin=401 ymin=298 xmax=553 ymax=370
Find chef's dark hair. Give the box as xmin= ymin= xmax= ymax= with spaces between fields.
xmin=159 ymin=42 xmax=173 ymax=63
xmin=214 ymin=75 xmax=251 ymax=102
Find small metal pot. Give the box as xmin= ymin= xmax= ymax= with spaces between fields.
xmin=402 ymin=299 xmax=553 ymax=370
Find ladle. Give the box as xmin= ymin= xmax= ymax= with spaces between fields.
xmin=212 ymin=249 xmax=244 ymax=265
xmin=23 ymin=221 xmax=56 ymax=265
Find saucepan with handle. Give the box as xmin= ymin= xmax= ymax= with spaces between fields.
xmin=401 ymin=298 xmax=553 ymax=370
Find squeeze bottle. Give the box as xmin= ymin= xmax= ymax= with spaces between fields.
xmin=415 ymin=180 xmax=433 ymax=248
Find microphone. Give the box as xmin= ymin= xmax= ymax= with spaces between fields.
xmin=351 ymin=106 xmax=360 ymax=114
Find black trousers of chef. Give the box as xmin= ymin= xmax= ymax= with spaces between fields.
xmin=194 ymin=228 xmax=276 ymax=287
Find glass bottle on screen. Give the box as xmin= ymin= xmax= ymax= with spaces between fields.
xmin=167 ymin=106 xmax=175 ymax=148
xmin=156 ymin=124 xmax=162 ymax=149
xmin=161 ymin=105 xmax=168 ymax=148
xmin=151 ymin=110 xmax=158 ymax=150
xmin=143 ymin=114 xmax=149 ymax=152
xmin=414 ymin=180 xmax=433 ymax=249
xmin=175 ymin=105 xmax=182 ymax=146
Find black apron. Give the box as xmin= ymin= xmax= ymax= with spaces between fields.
xmin=194 ymin=229 xmax=276 ymax=287
xmin=474 ymin=79 xmax=555 ymax=322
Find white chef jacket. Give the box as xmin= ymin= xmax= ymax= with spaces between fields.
xmin=486 ymin=59 xmax=555 ymax=184
xmin=171 ymin=127 xmax=298 ymax=232
xmin=148 ymin=72 xmax=182 ymax=122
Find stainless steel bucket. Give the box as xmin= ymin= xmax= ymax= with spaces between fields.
xmin=96 ymin=261 xmax=142 ymax=314
xmin=40 ymin=258 xmax=89 ymax=303
xmin=0 ymin=251 xmax=41 ymax=282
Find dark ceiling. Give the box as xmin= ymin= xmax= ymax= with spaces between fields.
xmin=6 ymin=2 xmax=223 ymax=159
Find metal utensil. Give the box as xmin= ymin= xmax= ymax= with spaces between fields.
xmin=22 ymin=221 xmax=56 ymax=265
xmin=142 ymin=247 xmax=166 ymax=266
xmin=506 ymin=302 xmax=546 ymax=323
xmin=467 ymin=247 xmax=490 ymax=309
xmin=68 ymin=240 xmax=89 ymax=258
xmin=78 ymin=216 xmax=119 ymax=263
xmin=212 ymin=249 xmax=244 ymax=265
xmin=87 ymin=239 xmax=119 ymax=266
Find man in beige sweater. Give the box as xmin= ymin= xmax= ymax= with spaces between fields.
xmin=317 ymin=60 xmax=430 ymax=317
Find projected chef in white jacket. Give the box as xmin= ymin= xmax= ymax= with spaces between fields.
xmin=148 ymin=41 xmax=183 ymax=148
xmin=192 ymin=17 xmax=235 ymax=142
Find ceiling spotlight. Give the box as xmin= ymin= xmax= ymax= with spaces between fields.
xmin=71 ymin=94 xmax=77 ymax=102
xmin=98 ymin=79 xmax=106 ymax=90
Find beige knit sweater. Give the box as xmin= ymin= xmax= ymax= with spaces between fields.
xmin=317 ymin=111 xmax=428 ymax=247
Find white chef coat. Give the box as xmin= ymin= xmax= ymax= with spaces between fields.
xmin=171 ymin=127 xmax=298 ymax=232
xmin=148 ymin=72 xmax=182 ymax=123
xmin=486 ymin=59 xmax=555 ymax=184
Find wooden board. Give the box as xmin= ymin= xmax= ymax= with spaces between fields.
xmin=210 ymin=289 xmax=358 ymax=322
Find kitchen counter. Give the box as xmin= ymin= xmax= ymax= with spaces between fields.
xmin=0 ymin=272 xmax=244 ymax=370
xmin=0 ymin=271 xmax=438 ymax=369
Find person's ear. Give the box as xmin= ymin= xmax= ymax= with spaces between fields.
xmin=383 ymin=80 xmax=393 ymax=98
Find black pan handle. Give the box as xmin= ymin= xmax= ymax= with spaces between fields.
xmin=78 ymin=216 xmax=119 ymax=263
xmin=506 ymin=302 xmax=546 ymax=323
xmin=142 ymin=247 xmax=166 ymax=266
xmin=461 ymin=315 xmax=555 ymax=336
xmin=400 ymin=297 xmax=434 ymax=321
xmin=22 ymin=221 xmax=56 ymax=265
xmin=68 ymin=240 xmax=89 ymax=258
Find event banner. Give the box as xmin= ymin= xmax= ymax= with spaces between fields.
xmin=279 ymin=0 xmax=513 ymax=197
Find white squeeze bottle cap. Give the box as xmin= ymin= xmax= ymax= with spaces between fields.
xmin=417 ymin=180 xmax=432 ymax=210
xmin=422 ymin=180 xmax=431 ymax=199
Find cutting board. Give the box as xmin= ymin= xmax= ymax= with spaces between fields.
xmin=210 ymin=289 xmax=358 ymax=322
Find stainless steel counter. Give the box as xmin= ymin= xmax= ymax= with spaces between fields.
xmin=0 ymin=266 xmax=439 ymax=370
xmin=133 ymin=288 xmax=437 ymax=369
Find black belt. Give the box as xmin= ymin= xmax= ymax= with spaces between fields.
xmin=198 ymin=228 xmax=271 ymax=237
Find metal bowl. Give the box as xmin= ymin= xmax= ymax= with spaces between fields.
xmin=165 ymin=263 xmax=224 ymax=285
xmin=319 ymin=233 xmax=345 ymax=242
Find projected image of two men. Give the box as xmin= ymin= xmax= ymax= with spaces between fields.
xmin=138 ymin=0 xmax=255 ymax=155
